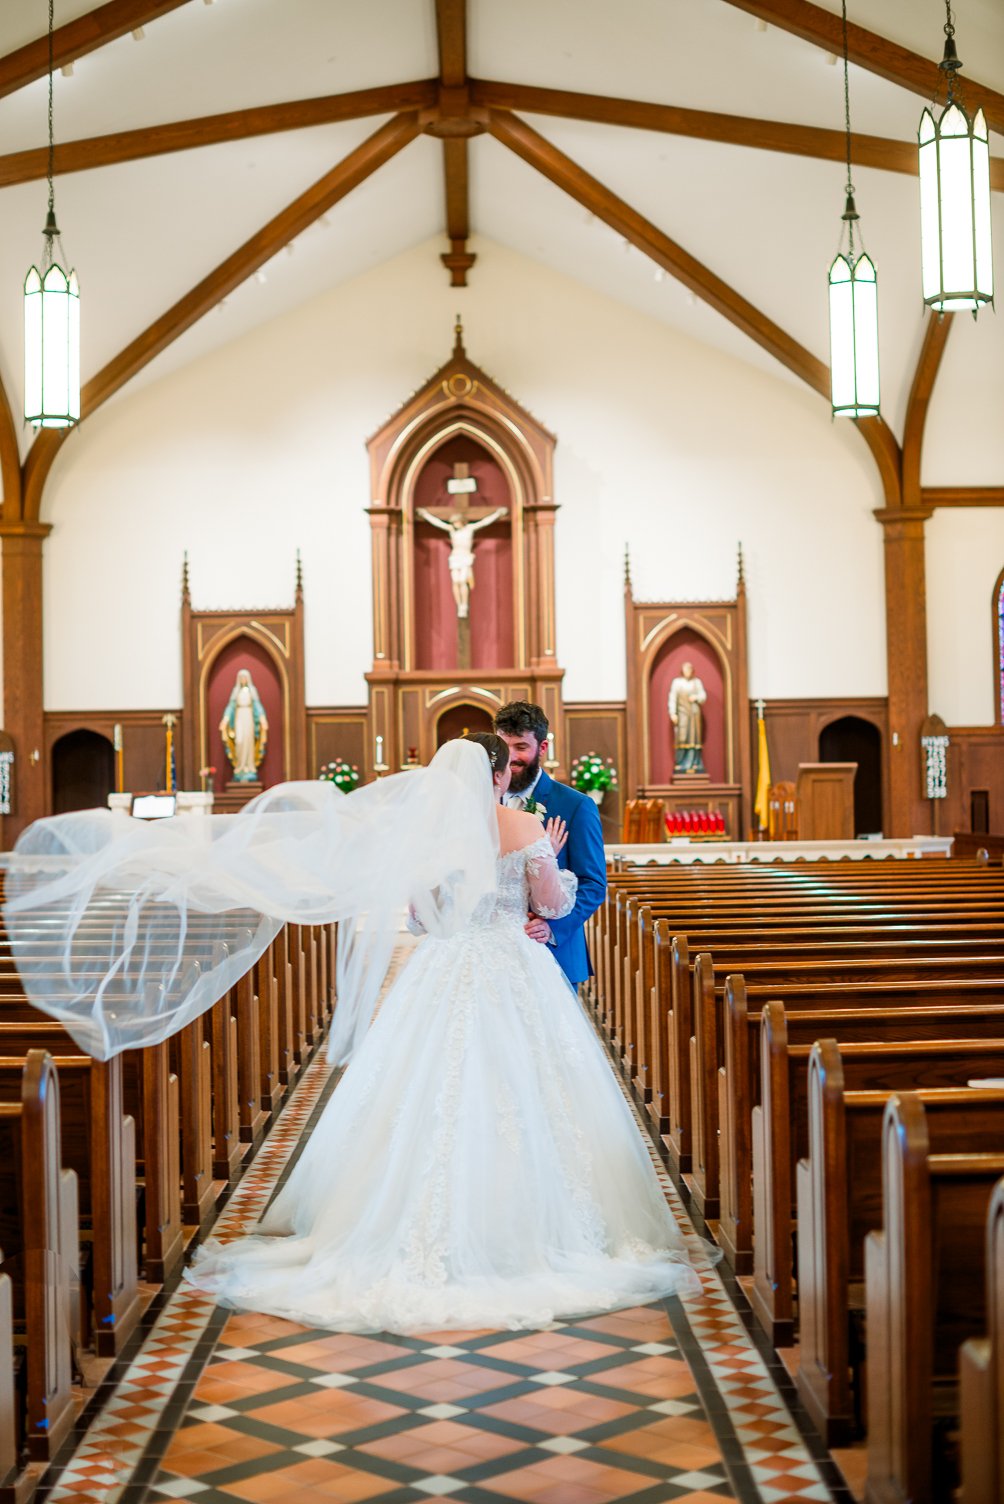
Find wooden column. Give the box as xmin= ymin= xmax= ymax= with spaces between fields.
xmin=877 ymin=507 xmax=931 ymax=838
xmin=0 ymin=522 xmax=50 ymax=841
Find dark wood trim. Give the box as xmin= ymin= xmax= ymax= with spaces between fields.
xmin=487 ymin=108 xmax=901 ymax=509
xmin=0 ymin=0 xmax=194 ymax=100
xmin=0 ymin=523 xmax=50 ymax=842
xmin=0 ymin=81 xmax=438 ymax=188
xmin=0 ymin=374 xmax=22 ymax=525
xmin=435 ymin=0 xmax=467 ymax=89
xmin=471 ymin=80 xmax=1004 ymax=192
xmin=994 ymin=566 xmax=1004 ymax=729
xmin=902 ymin=312 xmax=954 ymax=511
xmin=922 ymin=487 xmax=1004 ymax=509
xmin=720 ymin=1 xmax=1004 ymax=137
xmin=21 ymin=111 xmax=422 ymax=523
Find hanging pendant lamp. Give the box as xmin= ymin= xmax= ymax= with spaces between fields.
xmin=918 ymin=2 xmax=993 ymax=315
xmin=828 ymin=0 xmax=880 ymax=418
xmin=24 ymin=0 xmax=80 ymax=429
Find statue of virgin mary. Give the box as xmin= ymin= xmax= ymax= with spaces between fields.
xmin=219 ymin=669 xmax=268 ymax=782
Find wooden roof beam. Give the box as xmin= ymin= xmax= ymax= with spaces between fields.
xmin=435 ymin=0 xmax=467 ymax=89
xmin=921 ymin=486 xmax=1004 ymax=508
xmin=471 ymin=79 xmax=1004 ymax=192
xmin=433 ymin=0 xmax=475 ymax=284
xmin=721 ymin=1 xmax=1004 ymax=137
xmin=487 ymin=107 xmax=901 ymax=508
xmin=21 ymin=111 xmax=422 ymax=523
xmin=0 ymin=80 xmax=438 ymax=189
xmin=901 ymin=312 xmax=953 ymax=512
xmin=0 ymin=0 xmax=194 ymax=100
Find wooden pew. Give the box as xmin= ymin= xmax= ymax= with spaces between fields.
xmin=865 ymin=1093 xmax=1004 ymax=1504
xmin=796 ymin=1058 xmax=1004 ymax=1445
xmin=718 ymin=989 xmax=1004 ymax=1274
xmin=0 ymin=1039 xmax=139 ymax=1358
xmin=958 ymin=1176 xmax=1004 ymax=1504
xmin=0 ymin=1051 xmax=78 ymax=1463
xmin=0 ymin=1247 xmax=28 ymax=1504
xmin=690 ymin=956 xmax=1004 ymax=1219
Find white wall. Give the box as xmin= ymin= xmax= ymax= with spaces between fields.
xmin=927 ymin=509 xmax=1004 ymax=727
xmin=40 ymin=236 xmax=889 ymax=712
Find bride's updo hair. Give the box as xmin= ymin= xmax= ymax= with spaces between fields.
xmin=462 ymin=731 xmax=510 ymax=777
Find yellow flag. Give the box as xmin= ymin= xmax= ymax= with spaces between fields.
xmin=754 ymin=714 xmax=771 ymax=831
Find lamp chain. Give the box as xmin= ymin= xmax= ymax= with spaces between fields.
xmin=46 ymin=0 xmax=54 ymax=224
xmin=841 ymin=0 xmax=855 ymax=258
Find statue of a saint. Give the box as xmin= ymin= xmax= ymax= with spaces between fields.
xmin=668 ymin=662 xmax=707 ymax=775
xmin=416 ymin=505 xmax=508 ymax=620
xmin=219 ymin=669 xmax=268 ymax=783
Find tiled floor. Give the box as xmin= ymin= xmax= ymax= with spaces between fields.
xmin=35 ymin=998 xmax=849 ymax=1504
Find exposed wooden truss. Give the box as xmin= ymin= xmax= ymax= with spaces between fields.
xmin=0 ymin=375 xmax=21 ymax=525
xmin=721 ymin=0 xmax=1004 ymax=137
xmin=922 ymin=487 xmax=1004 ymax=509
xmin=19 ymin=112 xmax=422 ymax=523
xmin=487 ymin=108 xmax=902 ymax=507
xmin=433 ymin=0 xmax=476 ymax=286
xmin=0 ymin=0 xmax=193 ymax=100
xmin=1 ymin=77 xmax=1001 ymax=194
xmin=471 ymin=81 xmax=1004 ymax=193
xmin=0 ymin=82 xmax=438 ymax=189
xmin=901 ymin=313 xmax=954 ymax=512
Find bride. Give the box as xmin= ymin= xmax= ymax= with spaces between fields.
xmin=4 ymin=734 xmax=704 ymax=1334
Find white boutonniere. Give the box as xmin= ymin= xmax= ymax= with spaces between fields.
xmin=523 ymin=798 xmax=547 ymax=822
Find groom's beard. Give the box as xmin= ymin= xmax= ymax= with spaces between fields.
xmin=508 ymin=750 xmax=542 ymax=794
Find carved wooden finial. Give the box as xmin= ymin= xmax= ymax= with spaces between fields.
xmin=295 ymin=549 xmax=303 ymax=600
xmin=737 ymin=541 xmax=745 ymax=591
xmin=453 ymin=312 xmax=465 ymax=356
xmin=624 ymin=543 xmax=632 ymax=592
xmin=181 ymin=551 xmax=190 ymax=604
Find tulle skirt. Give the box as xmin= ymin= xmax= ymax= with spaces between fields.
xmin=185 ymin=920 xmax=701 ymax=1334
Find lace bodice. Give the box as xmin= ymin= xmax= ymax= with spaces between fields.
xmin=474 ymin=834 xmax=578 ymax=927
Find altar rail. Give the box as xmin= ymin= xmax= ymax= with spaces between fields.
xmin=603 ymin=837 xmax=953 ymax=865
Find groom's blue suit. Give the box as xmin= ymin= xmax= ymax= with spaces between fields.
xmin=530 ymin=769 xmax=607 ymax=986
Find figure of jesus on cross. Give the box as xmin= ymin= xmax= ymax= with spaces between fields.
xmin=417 ymin=463 xmax=508 ymax=622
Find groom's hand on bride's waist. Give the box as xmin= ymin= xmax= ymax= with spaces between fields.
xmin=525 ymin=916 xmax=553 ymax=945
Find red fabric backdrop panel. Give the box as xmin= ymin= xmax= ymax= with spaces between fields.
xmin=412 ymin=435 xmax=514 ymax=671
xmin=207 ymin=636 xmax=285 ymax=788
xmin=647 ymin=628 xmax=726 ymax=785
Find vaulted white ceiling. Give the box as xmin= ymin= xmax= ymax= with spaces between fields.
xmin=0 ymin=0 xmax=1001 ymax=480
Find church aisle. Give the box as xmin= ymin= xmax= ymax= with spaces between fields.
xmin=37 ymin=1018 xmax=847 ymax=1504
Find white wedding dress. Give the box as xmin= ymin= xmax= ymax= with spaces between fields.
xmin=185 ymin=833 xmax=699 ymax=1333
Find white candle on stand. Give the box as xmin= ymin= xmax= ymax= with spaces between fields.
xmin=375 ymin=734 xmax=384 ymax=767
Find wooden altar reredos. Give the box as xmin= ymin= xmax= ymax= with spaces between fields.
xmin=624 ymin=554 xmax=751 ymax=838
xmin=365 ymin=323 xmax=565 ymax=767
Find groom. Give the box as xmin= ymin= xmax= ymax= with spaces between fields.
xmin=495 ymin=701 xmax=607 ymax=988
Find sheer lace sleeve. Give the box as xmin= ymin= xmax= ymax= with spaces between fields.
xmin=525 ymin=838 xmax=578 ymax=920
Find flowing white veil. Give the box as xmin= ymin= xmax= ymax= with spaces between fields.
xmin=2 ymin=738 xmax=500 ymax=1063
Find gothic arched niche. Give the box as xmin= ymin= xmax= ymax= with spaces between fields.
xmin=647 ymin=627 xmax=727 ymax=785
xmin=412 ymin=434 xmax=514 ymax=671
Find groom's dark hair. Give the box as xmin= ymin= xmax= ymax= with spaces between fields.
xmin=494 ymin=701 xmax=549 ymax=743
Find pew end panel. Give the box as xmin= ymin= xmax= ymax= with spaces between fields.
xmin=717 ymin=974 xmax=752 ymax=1274
xmin=750 ymin=1002 xmax=795 ymax=1348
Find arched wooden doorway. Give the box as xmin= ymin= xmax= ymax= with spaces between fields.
xmin=52 ymin=729 xmax=114 ymax=814
xmin=819 ymin=715 xmax=883 ymax=835
xmin=435 ymin=702 xmax=495 ymax=747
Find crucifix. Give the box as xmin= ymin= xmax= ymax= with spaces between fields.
xmin=416 ymin=462 xmax=508 ymax=669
